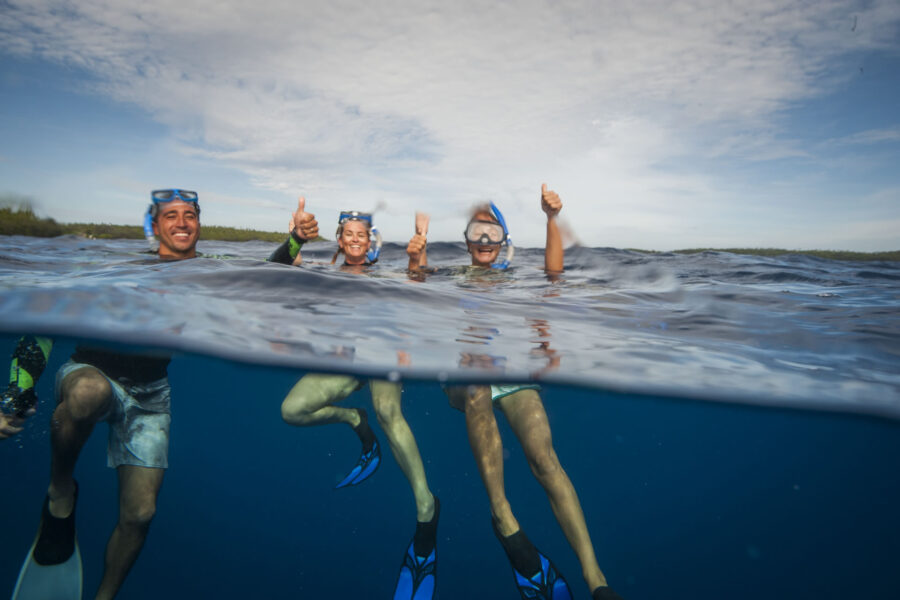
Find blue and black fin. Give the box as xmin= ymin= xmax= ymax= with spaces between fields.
xmin=393 ymin=497 xmax=440 ymax=600
xmin=335 ymin=408 xmax=381 ymax=488
xmin=492 ymin=519 xmax=573 ymax=600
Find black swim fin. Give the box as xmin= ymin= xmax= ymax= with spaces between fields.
xmin=13 ymin=482 xmax=83 ymax=600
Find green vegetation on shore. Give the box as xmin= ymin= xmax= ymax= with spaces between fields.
xmin=2 ymin=206 xmax=897 ymax=261
xmin=1 ymin=206 xmax=290 ymax=243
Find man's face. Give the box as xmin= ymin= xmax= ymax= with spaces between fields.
xmin=338 ymin=220 xmax=371 ymax=265
xmin=153 ymin=200 xmax=200 ymax=259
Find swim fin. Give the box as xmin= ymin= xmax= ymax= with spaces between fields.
xmin=592 ymin=585 xmax=625 ymax=600
xmin=12 ymin=483 xmax=83 ymax=600
xmin=393 ymin=542 xmax=436 ymax=600
xmin=393 ymin=497 xmax=440 ymax=600
xmin=335 ymin=408 xmax=381 ymax=488
xmin=493 ymin=519 xmax=573 ymax=600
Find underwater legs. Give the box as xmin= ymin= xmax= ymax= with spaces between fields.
xmin=370 ymin=380 xmax=435 ymax=521
xmin=281 ymin=373 xmax=364 ymax=428
xmin=95 ymin=465 xmax=164 ymax=600
xmin=49 ymin=367 xmax=113 ymax=519
xmin=498 ymin=390 xmax=609 ymax=591
xmin=461 ymin=385 xmax=520 ymax=535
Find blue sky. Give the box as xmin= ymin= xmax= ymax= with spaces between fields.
xmin=1 ymin=0 xmax=898 ymax=251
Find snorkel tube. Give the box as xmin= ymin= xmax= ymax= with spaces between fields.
xmin=367 ymin=226 xmax=383 ymax=263
xmin=143 ymin=205 xmax=158 ymax=251
xmin=489 ymin=201 xmax=514 ymax=269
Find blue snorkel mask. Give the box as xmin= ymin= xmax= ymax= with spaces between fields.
xmin=464 ymin=202 xmax=514 ymax=269
xmin=337 ymin=211 xmax=382 ymax=263
xmin=149 ymin=189 xmax=201 ymax=218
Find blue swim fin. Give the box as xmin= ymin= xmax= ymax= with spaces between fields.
xmin=13 ymin=485 xmax=83 ymax=600
xmin=393 ymin=497 xmax=440 ymax=600
xmin=393 ymin=541 xmax=436 ymax=600
xmin=492 ymin=519 xmax=573 ymax=600
xmin=335 ymin=409 xmax=381 ymax=488
xmin=510 ymin=552 xmax=572 ymax=600
xmin=335 ymin=437 xmax=381 ymax=488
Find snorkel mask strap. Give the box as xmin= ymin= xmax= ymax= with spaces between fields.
xmin=489 ymin=201 xmax=514 ymax=269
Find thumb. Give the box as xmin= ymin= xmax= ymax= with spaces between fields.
xmin=297 ymin=196 xmax=306 ymax=214
xmin=541 ymin=183 xmax=548 ymax=195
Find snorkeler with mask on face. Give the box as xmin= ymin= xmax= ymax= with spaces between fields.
xmin=268 ymin=200 xmax=440 ymax=600
xmin=409 ymin=184 xmax=623 ymax=600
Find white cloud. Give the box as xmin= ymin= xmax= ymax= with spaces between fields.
xmin=2 ymin=0 xmax=899 ymax=248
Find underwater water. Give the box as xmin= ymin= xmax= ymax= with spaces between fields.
xmin=1 ymin=235 xmax=899 ymax=599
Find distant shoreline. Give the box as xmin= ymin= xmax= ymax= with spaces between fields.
xmin=1 ymin=207 xmax=897 ymax=261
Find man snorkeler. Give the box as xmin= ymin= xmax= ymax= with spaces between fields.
xmin=410 ymin=185 xmax=623 ymax=600
xmin=11 ymin=189 xmax=202 ymax=600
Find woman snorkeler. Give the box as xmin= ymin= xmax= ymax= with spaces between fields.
xmin=268 ymin=198 xmax=440 ymax=600
xmin=408 ymin=185 xmax=623 ymax=600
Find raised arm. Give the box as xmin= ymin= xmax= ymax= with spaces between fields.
xmin=268 ymin=197 xmax=319 ymax=266
xmin=407 ymin=212 xmax=430 ymax=271
xmin=541 ymin=183 xmax=563 ymax=273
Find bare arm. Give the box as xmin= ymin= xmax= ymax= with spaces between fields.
xmin=407 ymin=212 xmax=430 ymax=271
xmin=541 ymin=184 xmax=563 ymax=273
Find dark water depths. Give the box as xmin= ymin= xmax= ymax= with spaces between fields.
xmin=1 ymin=235 xmax=899 ymax=599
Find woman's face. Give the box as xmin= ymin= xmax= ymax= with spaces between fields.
xmin=467 ymin=211 xmax=502 ymax=267
xmin=339 ymin=220 xmax=371 ymax=264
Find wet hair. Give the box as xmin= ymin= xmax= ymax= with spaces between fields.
xmin=468 ymin=203 xmax=499 ymax=225
xmin=331 ymin=218 xmax=372 ymax=264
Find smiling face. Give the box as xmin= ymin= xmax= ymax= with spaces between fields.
xmin=338 ymin=220 xmax=371 ymax=265
xmin=153 ymin=200 xmax=200 ymax=260
xmin=466 ymin=210 xmax=502 ymax=268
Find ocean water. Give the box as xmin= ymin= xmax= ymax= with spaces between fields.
xmin=1 ymin=235 xmax=899 ymax=599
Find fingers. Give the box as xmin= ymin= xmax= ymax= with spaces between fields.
xmin=415 ymin=212 xmax=430 ymax=236
xmin=0 ymin=415 xmax=24 ymax=439
xmin=406 ymin=233 xmax=427 ymax=256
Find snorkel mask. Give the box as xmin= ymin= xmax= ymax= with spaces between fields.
xmin=464 ymin=202 xmax=514 ymax=269
xmin=149 ymin=189 xmax=201 ymax=218
xmin=337 ymin=211 xmax=382 ymax=263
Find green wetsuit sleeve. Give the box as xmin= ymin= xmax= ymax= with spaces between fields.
xmin=2 ymin=336 xmax=53 ymax=416
xmin=268 ymin=230 xmax=306 ymax=265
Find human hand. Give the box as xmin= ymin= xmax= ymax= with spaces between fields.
xmin=540 ymin=183 xmax=562 ymax=218
xmin=407 ymin=212 xmax=429 ymax=261
xmin=291 ymin=197 xmax=319 ymax=240
xmin=0 ymin=409 xmax=34 ymax=440
xmin=407 ymin=234 xmax=427 ymax=261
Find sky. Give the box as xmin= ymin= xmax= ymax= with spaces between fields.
xmin=1 ymin=0 xmax=898 ymax=251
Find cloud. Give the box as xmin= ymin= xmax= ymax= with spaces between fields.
xmin=2 ymin=0 xmax=899 ymax=247
xmin=830 ymin=127 xmax=900 ymax=146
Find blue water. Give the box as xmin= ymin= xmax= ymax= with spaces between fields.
xmin=2 ymin=235 xmax=900 ymax=599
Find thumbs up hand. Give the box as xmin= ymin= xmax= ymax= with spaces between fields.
xmin=540 ymin=183 xmax=562 ymax=219
xmin=291 ymin=197 xmax=319 ymax=240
